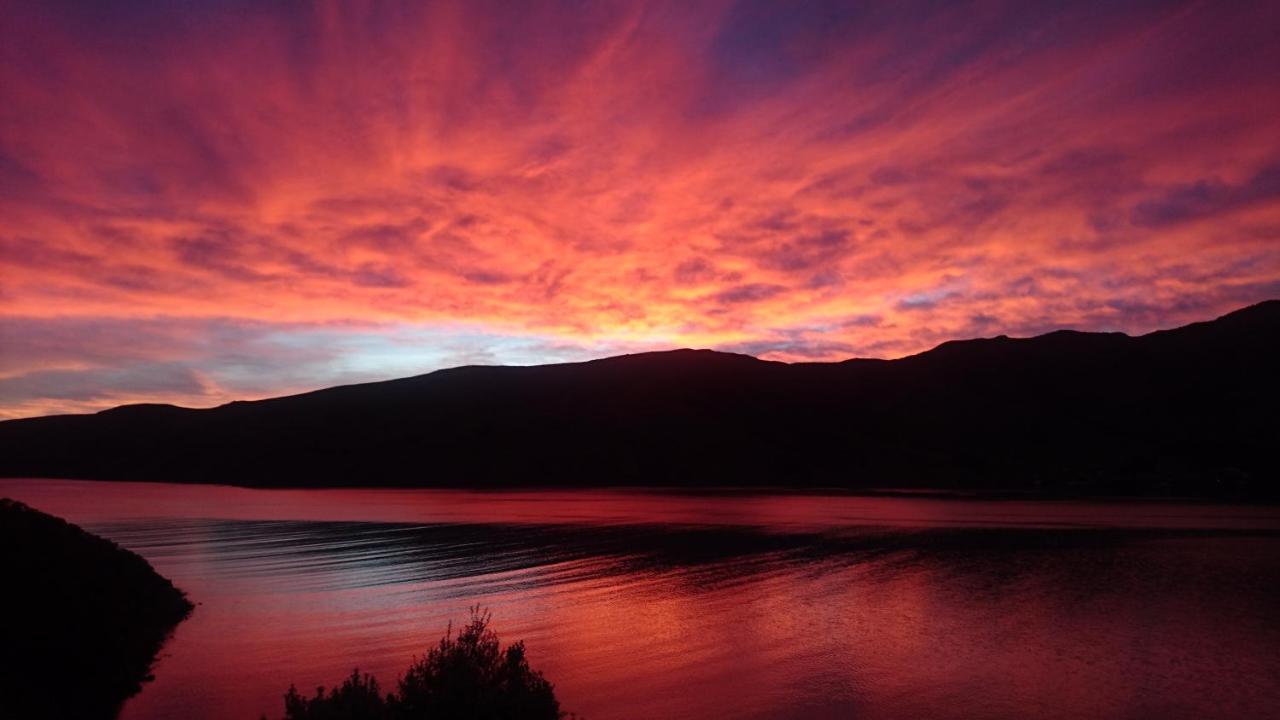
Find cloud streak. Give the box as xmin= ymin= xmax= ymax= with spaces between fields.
xmin=1 ymin=0 xmax=1278 ymax=416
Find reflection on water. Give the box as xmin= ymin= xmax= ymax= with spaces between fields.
xmin=3 ymin=480 xmax=1279 ymax=720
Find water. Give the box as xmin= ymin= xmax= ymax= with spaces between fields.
xmin=3 ymin=479 xmax=1279 ymax=720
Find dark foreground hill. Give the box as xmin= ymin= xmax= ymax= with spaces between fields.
xmin=0 ymin=499 xmax=193 ymax=719
xmin=0 ymin=302 xmax=1276 ymax=497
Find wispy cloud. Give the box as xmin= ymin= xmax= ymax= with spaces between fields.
xmin=1 ymin=0 xmax=1277 ymax=416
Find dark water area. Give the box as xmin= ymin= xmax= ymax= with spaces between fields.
xmin=3 ymin=480 xmax=1279 ymax=720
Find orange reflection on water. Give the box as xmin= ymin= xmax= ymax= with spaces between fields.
xmin=2 ymin=479 xmax=1278 ymax=720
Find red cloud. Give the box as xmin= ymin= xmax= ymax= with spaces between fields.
xmin=1 ymin=0 xmax=1278 ymax=415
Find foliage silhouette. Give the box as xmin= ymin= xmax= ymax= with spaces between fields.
xmin=274 ymin=608 xmax=564 ymax=720
xmin=283 ymin=670 xmax=386 ymax=720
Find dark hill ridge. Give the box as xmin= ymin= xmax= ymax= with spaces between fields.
xmin=0 ymin=301 xmax=1276 ymax=496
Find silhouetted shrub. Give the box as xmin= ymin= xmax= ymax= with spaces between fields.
xmin=284 ymin=670 xmax=387 ymax=720
xmin=275 ymin=608 xmax=564 ymax=720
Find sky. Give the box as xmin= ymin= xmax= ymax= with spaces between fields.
xmin=1 ymin=0 xmax=1278 ymax=419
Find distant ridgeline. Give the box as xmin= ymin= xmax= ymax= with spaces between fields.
xmin=0 ymin=301 xmax=1276 ymax=498
xmin=0 ymin=499 xmax=193 ymax=720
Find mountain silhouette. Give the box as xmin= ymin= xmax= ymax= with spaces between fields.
xmin=1 ymin=301 xmax=1276 ymax=497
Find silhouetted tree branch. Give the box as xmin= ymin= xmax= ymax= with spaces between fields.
xmin=270 ymin=607 xmax=565 ymax=720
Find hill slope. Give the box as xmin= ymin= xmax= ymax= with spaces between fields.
xmin=0 ymin=499 xmax=193 ymax=719
xmin=0 ymin=302 xmax=1276 ymax=496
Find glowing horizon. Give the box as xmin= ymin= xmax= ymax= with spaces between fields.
xmin=2 ymin=0 xmax=1279 ymax=418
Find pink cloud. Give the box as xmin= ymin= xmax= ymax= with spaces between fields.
xmin=1 ymin=0 xmax=1277 ymax=415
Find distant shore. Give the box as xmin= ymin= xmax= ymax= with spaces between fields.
xmin=2 ymin=302 xmax=1274 ymax=500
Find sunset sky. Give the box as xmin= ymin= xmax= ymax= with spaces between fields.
xmin=2 ymin=0 xmax=1278 ymax=418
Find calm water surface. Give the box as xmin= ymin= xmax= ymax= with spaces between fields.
xmin=3 ymin=479 xmax=1279 ymax=720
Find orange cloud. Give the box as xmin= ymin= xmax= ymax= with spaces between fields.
xmin=2 ymin=0 xmax=1278 ymax=416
